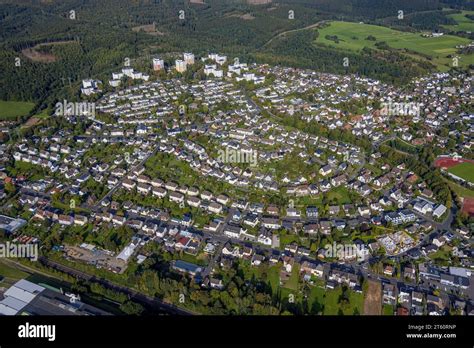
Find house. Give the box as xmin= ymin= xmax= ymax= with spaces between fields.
xmin=432 ymin=236 xmax=446 ymax=247
xmin=223 ymin=224 xmax=242 ymax=239
xmin=398 ymin=288 xmax=411 ymax=306
xmin=303 ymin=223 xmax=318 ymax=235
xmin=137 ymin=183 xmax=151 ymax=195
xmin=328 ymin=269 xmax=359 ymax=288
xmin=418 ymin=264 xmax=441 ymax=281
xmin=383 ymin=264 xmax=394 ymax=276
xmin=266 ymin=205 xmax=279 ymax=216
xmin=251 ymin=254 xmax=265 ymax=266
xmin=112 ymin=215 xmax=126 ymax=226
xmin=403 ymin=266 xmax=416 ymax=281
xmin=216 ymin=194 xmax=230 ymax=205
xmin=269 ymin=250 xmax=281 ymax=264
xmin=284 ymin=243 xmax=298 ymax=254
xmin=300 ymin=260 xmax=324 ymax=278
xmin=187 ymin=196 xmax=201 ymax=208
xmin=286 ymin=207 xmax=301 ymax=218
xmin=58 ymin=214 xmax=73 ymax=226
xmin=331 ymin=174 xmax=347 ymax=187
xmin=382 ymin=283 xmax=396 ymax=305
xmin=319 ymin=165 xmax=332 ymax=176
xmin=328 ymin=205 xmax=340 ymax=216
xmin=169 ymin=191 xmax=184 ymax=203
xmin=209 ymin=278 xmax=224 ymax=290
xmin=257 ymin=229 xmax=272 ymax=246
xmin=165 ymin=182 xmax=179 ymax=192
xmin=319 ymin=220 xmax=332 ymax=235
xmin=261 ymin=217 xmax=281 ymax=230
xmin=200 ymin=191 xmax=213 ymax=201
xmin=411 ymin=291 xmax=424 ymax=306
xmin=243 ymin=213 xmax=259 ymax=228
xmin=306 ymin=206 xmax=319 ymax=219
xmin=208 ymin=202 xmax=223 ymax=214
xmin=74 ymin=215 xmax=88 ymax=226
xmin=152 ymin=187 xmax=167 ymax=198
xmin=357 ymin=206 xmax=370 ymax=217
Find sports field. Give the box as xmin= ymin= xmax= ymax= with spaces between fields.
xmin=448 ymin=162 xmax=474 ymax=183
xmin=315 ymin=21 xmax=472 ymax=70
xmin=0 ymin=100 xmax=35 ymax=121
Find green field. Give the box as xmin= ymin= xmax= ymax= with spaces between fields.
xmin=448 ymin=162 xmax=474 ymax=183
xmin=442 ymin=11 xmax=474 ymax=32
xmin=309 ymin=285 xmax=364 ymax=315
xmin=383 ymin=304 xmax=394 ymax=315
xmin=315 ymin=21 xmax=473 ymax=70
xmin=0 ymin=260 xmax=30 ymax=287
xmin=446 ymin=180 xmax=474 ymax=199
xmin=0 ymin=100 xmax=35 ymax=120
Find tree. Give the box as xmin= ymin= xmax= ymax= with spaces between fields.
xmin=120 ymin=300 xmax=144 ymax=315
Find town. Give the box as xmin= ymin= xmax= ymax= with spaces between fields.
xmin=0 ymin=50 xmax=472 ymax=316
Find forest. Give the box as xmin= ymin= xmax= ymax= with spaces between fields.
xmin=0 ymin=0 xmax=472 ymax=114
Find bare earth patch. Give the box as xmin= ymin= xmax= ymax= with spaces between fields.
xmin=21 ymin=41 xmax=75 ymax=63
xmin=22 ymin=117 xmax=42 ymax=129
xmin=247 ymin=0 xmax=272 ymax=4
xmin=132 ymin=23 xmax=165 ymax=36
xmin=229 ymin=13 xmax=255 ymax=20
xmin=22 ymin=48 xmax=56 ymax=63
xmin=364 ymin=280 xmax=382 ymax=315
xmin=189 ymin=0 xmax=206 ymax=4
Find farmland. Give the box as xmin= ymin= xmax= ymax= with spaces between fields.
xmin=442 ymin=11 xmax=474 ymax=32
xmin=315 ymin=21 xmax=473 ymax=70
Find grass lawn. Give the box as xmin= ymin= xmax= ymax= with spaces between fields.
xmin=267 ymin=264 xmax=281 ymax=294
xmin=446 ymin=180 xmax=474 ymax=199
xmin=279 ymin=232 xmax=300 ymax=249
xmin=0 ymin=260 xmax=30 ymax=283
xmin=448 ymin=162 xmax=474 ymax=184
xmin=0 ymin=100 xmax=35 ymax=120
xmin=310 ymin=285 xmax=364 ymax=315
xmin=429 ymin=246 xmax=452 ymax=262
xmin=307 ymin=285 xmax=326 ymax=314
xmin=282 ymin=263 xmax=300 ymax=291
xmin=326 ymin=186 xmax=353 ymax=205
xmin=315 ymin=21 xmax=472 ymax=70
xmin=442 ymin=11 xmax=474 ymax=32
xmin=383 ymin=304 xmax=394 ymax=315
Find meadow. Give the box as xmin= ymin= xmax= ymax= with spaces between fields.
xmin=0 ymin=100 xmax=35 ymax=121
xmin=315 ymin=21 xmax=472 ymax=70
xmin=442 ymin=11 xmax=474 ymax=32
